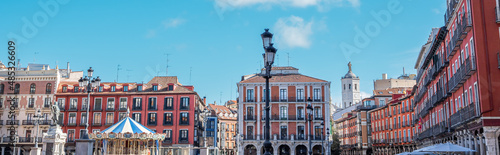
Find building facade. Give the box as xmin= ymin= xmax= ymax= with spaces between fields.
xmin=207 ymin=104 xmax=237 ymax=155
xmin=412 ymin=0 xmax=500 ymax=154
xmin=237 ymin=67 xmax=331 ymax=155
xmin=0 ymin=63 xmax=79 ymax=155
xmin=370 ymin=92 xmax=416 ymax=155
xmin=55 ymin=76 xmax=205 ymax=155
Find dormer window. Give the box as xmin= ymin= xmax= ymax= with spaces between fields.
xmin=168 ymin=85 xmax=173 ymax=91
xmin=99 ymin=86 xmax=103 ymax=92
xmin=123 ymin=86 xmax=128 ymax=92
xmin=74 ymin=86 xmax=79 ymax=93
xmin=153 ymin=85 xmax=158 ymax=91
xmin=111 ymin=86 xmax=116 ymax=92
xmin=137 ymin=85 xmax=143 ymax=92
xmin=62 ymin=86 xmax=68 ymax=93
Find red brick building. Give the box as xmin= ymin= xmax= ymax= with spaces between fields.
xmin=370 ymin=91 xmax=416 ymax=155
xmin=413 ymin=0 xmax=500 ymax=154
xmin=237 ymin=67 xmax=331 ymax=155
xmin=207 ymin=104 xmax=237 ymax=155
xmin=55 ymin=76 xmax=205 ymax=154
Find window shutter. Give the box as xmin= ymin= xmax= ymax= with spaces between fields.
xmin=133 ymin=98 xmax=136 ymax=107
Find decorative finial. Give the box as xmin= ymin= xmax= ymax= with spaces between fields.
xmin=348 ymin=62 xmax=352 ymax=72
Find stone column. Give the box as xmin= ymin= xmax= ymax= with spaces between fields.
xmin=1 ymin=147 xmax=4 ymax=155
xmin=474 ymin=135 xmax=480 ymax=154
xmin=484 ymin=127 xmax=500 ymax=155
xmin=479 ymin=134 xmax=485 ymax=155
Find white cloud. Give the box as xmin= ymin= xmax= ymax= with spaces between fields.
xmin=273 ymin=15 xmax=314 ymax=48
xmin=360 ymin=91 xmax=372 ymax=99
xmin=214 ymin=0 xmax=360 ymax=11
xmin=144 ymin=18 xmax=186 ymax=38
xmin=347 ymin=0 xmax=360 ymax=8
xmin=162 ymin=18 xmax=186 ymax=28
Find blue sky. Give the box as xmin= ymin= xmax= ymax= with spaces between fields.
xmin=0 ymin=0 xmax=445 ymax=105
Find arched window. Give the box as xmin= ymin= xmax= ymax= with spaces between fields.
xmin=14 ymin=84 xmax=20 ymax=94
xmin=0 ymin=84 xmax=4 ymax=94
xmin=46 ymin=83 xmax=52 ymax=94
xmin=30 ymin=83 xmax=36 ymax=94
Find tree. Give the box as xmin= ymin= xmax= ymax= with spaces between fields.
xmin=330 ymin=132 xmax=341 ymax=155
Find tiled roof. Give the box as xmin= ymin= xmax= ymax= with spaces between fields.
xmin=208 ymin=104 xmax=237 ymax=120
xmin=56 ymin=76 xmax=194 ymax=94
xmin=239 ymin=74 xmax=327 ymax=83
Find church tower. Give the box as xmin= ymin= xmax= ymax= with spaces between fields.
xmin=341 ymin=62 xmax=361 ymax=108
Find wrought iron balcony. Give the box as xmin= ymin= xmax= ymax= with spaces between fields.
xmin=444 ymin=0 xmax=458 ymax=25
xmin=244 ymin=115 xmax=256 ymax=121
xmin=450 ymin=103 xmax=480 ymax=128
xmin=6 ymin=120 xmax=19 ymax=125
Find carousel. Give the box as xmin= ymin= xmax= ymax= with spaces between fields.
xmin=89 ymin=111 xmax=166 ymax=155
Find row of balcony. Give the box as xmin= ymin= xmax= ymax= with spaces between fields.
xmin=340 ymin=132 xmax=358 ymax=138
xmin=21 ymin=120 xmax=52 ymax=125
xmin=448 ymin=57 xmax=476 ymax=93
xmin=246 ymin=96 xmax=323 ymax=103
xmin=242 ymin=134 xmax=326 ymax=141
xmin=340 ymin=144 xmax=360 ymax=149
xmin=244 ymin=115 xmax=324 ymax=121
xmin=372 ymin=138 xmax=412 ymax=144
xmin=444 ymin=0 xmax=458 ymax=25
xmin=417 ymin=122 xmax=447 ymax=140
xmin=450 ymin=103 xmax=480 ymax=128
xmin=0 ymin=137 xmax=43 ymax=143
xmin=447 ymin=12 xmax=472 ymax=60
xmin=419 ymin=100 xmax=433 ymax=118
xmin=414 ymin=87 xmax=427 ymax=104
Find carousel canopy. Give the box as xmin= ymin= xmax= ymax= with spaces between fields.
xmin=101 ymin=117 xmax=155 ymax=134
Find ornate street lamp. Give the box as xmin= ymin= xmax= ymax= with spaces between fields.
xmin=261 ymin=28 xmax=276 ymax=155
xmin=307 ymin=97 xmax=313 ymax=155
xmin=33 ymin=109 xmax=43 ymax=148
xmin=79 ymin=67 xmax=101 ymax=139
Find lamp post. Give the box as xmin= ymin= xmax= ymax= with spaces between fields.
xmin=202 ymin=109 xmax=210 ymax=148
xmin=321 ymin=122 xmax=324 ymax=155
xmin=78 ymin=67 xmax=101 ymax=139
xmin=326 ymin=128 xmax=330 ymax=155
xmin=261 ymin=28 xmax=276 ymax=155
xmin=33 ymin=109 xmax=42 ymax=148
xmin=306 ymin=97 xmax=313 ymax=155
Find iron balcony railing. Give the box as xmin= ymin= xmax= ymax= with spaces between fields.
xmin=450 ymin=102 xmax=480 ymax=128
xmin=244 ymin=115 xmax=256 ymax=121
xmin=448 ymin=57 xmax=476 ymax=93
xmin=444 ymin=0 xmax=458 ymax=25
xmin=6 ymin=120 xmax=19 ymax=125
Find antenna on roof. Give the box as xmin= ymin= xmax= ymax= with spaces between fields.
xmin=116 ymin=64 xmax=122 ymax=82
xmin=189 ymin=67 xmax=192 ymax=84
xmin=287 ymin=52 xmax=290 ymax=66
xmin=164 ymin=53 xmax=170 ymax=76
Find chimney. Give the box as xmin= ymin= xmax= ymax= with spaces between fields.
xmin=382 ymin=73 xmax=387 ymax=80
xmin=67 ymin=62 xmax=70 ymax=78
xmin=203 ymin=96 xmax=206 ymax=104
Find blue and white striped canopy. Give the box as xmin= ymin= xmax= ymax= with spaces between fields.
xmin=101 ymin=117 xmax=155 ymax=134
